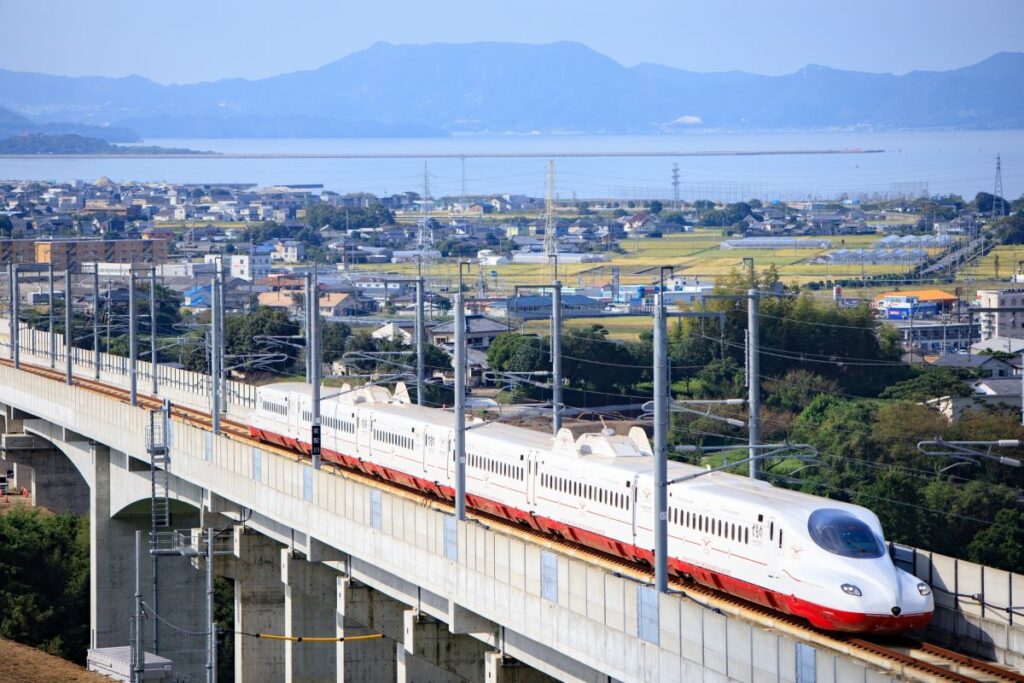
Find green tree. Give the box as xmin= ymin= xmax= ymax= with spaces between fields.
xmin=0 ymin=215 xmax=12 ymax=238
xmin=321 ymin=321 xmax=352 ymax=363
xmin=649 ymin=200 xmax=663 ymax=215
xmin=763 ymin=369 xmax=838 ymax=413
xmin=967 ymin=509 xmax=1024 ymax=571
xmin=0 ymin=510 xmax=90 ymax=662
xmin=878 ymin=367 xmax=972 ymax=402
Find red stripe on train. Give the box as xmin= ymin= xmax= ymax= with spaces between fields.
xmin=248 ymin=427 xmax=929 ymax=634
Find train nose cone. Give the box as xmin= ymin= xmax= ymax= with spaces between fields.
xmin=891 ymin=606 xmax=902 ymax=617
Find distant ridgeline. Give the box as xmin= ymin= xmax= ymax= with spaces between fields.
xmin=0 ymin=133 xmax=201 ymax=155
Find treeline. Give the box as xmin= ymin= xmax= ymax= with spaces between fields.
xmin=304 ymin=203 xmax=396 ymax=231
xmin=486 ymin=266 xmax=1024 ymax=572
xmin=0 ymin=510 xmax=89 ymax=662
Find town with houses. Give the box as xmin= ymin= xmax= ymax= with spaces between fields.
xmin=1 ymin=176 xmax=1022 ymax=417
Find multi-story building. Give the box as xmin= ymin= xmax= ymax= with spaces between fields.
xmin=977 ymin=288 xmax=1024 ymax=340
xmin=203 ymin=252 xmax=271 ymax=282
xmin=274 ymin=239 xmax=305 ymax=263
xmin=0 ymin=240 xmax=40 ymax=266
xmin=34 ymin=239 xmax=170 ymax=269
xmin=1 ymin=238 xmax=170 ymax=268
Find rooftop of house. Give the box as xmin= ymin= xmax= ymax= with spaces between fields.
xmin=931 ymin=354 xmax=1013 ymax=369
xmin=430 ymin=315 xmax=508 ymax=335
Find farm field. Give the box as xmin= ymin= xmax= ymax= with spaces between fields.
xmin=346 ymin=229 xmax=917 ymax=290
xmin=523 ymin=315 xmax=653 ymax=340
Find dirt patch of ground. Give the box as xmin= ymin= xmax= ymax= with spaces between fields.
xmin=0 ymin=637 xmax=110 ymax=682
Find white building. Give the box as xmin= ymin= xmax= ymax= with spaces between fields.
xmin=157 ymin=262 xmax=217 ymax=278
xmin=274 ymin=240 xmax=305 ymax=263
xmin=977 ymin=288 xmax=1024 ymax=340
xmin=204 ymin=253 xmax=271 ymax=282
xmin=80 ymin=262 xmax=135 ymax=278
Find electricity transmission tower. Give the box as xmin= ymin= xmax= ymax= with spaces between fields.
xmin=544 ymin=160 xmax=557 ymax=280
xmin=418 ymin=162 xmax=432 ymax=249
xmin=994 ymin=154 xmax=1006 ymax=218
xmin=671 ymin=163 xmax=680 ymax=210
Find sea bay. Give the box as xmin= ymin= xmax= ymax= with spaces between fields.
xmin=0 ymin=129 xmax=1020 ymax=201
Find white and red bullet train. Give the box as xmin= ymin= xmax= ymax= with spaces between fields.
xmin=250 ymin=381 xmax=933 ymax=634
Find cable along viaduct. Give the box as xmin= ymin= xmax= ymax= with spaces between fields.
xmin=0 ymin=326 xmax=1022 ymax=683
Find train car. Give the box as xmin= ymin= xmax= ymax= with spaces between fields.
xmin=250 ymin=382 xmax=933 ymax=633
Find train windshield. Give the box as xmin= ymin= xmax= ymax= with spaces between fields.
xmin=807 ymin=509 xmax=885 ymax=558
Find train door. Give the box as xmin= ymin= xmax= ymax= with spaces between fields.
xmin=525 ymin=451 xmax=538 ymax=506
xmin=443 ymin=431 xmax=454 ymax=480
xmin=357 ymin=410 xmax=371 ymax=458
xmin=630 ymin=474 xmax=642 ymax=550
xmin=286 ymin=394 xmax=299 ymax=438
xmin=766 ymin=515 xmax=779 ymax=579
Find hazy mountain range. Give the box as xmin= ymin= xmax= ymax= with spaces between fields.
xmin=1 ymin=42 xmax=1022 ymax=139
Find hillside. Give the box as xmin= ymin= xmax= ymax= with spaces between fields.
xmin=1 ymin=43 xmax=1022 ymax=137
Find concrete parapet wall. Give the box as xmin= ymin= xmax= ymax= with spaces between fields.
xmin=0 ymin=320 xmax=254 ymax=418
xmin=891 ymin=542 xmax=1024 ymax=670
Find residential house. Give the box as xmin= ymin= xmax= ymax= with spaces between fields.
xmin=318 ymin=292 xmax=375 ymax=317
xmin=929 ymin=354 xmax=1017 ymax=378
xmin=429 ymin=316 xmax=507 ymax=349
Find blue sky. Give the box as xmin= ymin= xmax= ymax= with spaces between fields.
xmin=2 ymin=0 xmax=1022 ymax=83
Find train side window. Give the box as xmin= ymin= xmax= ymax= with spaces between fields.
xmin=779 ymin=529 xmax=783 ymax=549
xmin=769 ymin=522 xmax=774 ymax=541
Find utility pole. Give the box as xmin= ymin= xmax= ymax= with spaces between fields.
xmin=416 ymin=277 xmax=425 ymax=406
xmin=49 ymin=264 xmax=55 ymax=368
xmin=454 ymin=266 xmax=468 ymax=521
xmin=129 ymin=270 xmax=137 ymax=403
xmin=133 ymin=529 xmax=144 ymax=683
xmin=652 ymin=292 xmax=669 ymax=593
xmin=10 ymin=264 xmax=18 ymax=369
xmin=210 ymin=272 xmax=221 ymax=435
xmin=93 ymin=265 xmax=100 ymax=379
xmin=310 ymin=266 xmax=321 ymax=471
xmin=65 ymin=268 xmax=73 ymax=385
xmin=551 ymin=280 xmax=563 ymax=434
xmin=150 ymin=268 xmax=158 ymax=395
xmin=747 ymin=288 xmax=761 ymax=479
xmin=206 ymin=527 xmax=217 ymax=683
xmin=304 ymin=271 xmax=313 ymax=383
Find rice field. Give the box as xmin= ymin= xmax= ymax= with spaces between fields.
xmin=345 ymin=229 xmax=918 ymax=290
xmin=523 ymin=315 xmax=653 ymax=340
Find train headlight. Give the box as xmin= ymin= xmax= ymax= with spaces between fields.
xmin=917 ymin=582 xmax=932 ymax=596
xmin=841 ymin=583 xmax=862 ymax=596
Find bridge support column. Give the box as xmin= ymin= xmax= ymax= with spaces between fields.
xmin=90 ymin=443 xmax=205 ymax=679
xmin=232 ymin=527 xmax=286 ymax=682
xmin=400 ymin=609 xmax=490 ymax=683
xmin=282 ymin=550 xmax=338 ymax=682
xmin=336 ymin=577 xmax=397 ymax=682
xmin=1 ymin=433 xmax=88 ymax=513
xmin=485 ymin=651 xmax=555 ymax=683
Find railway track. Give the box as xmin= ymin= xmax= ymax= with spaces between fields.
xmin=2 ymin=356 xmax=1021 ymax=682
